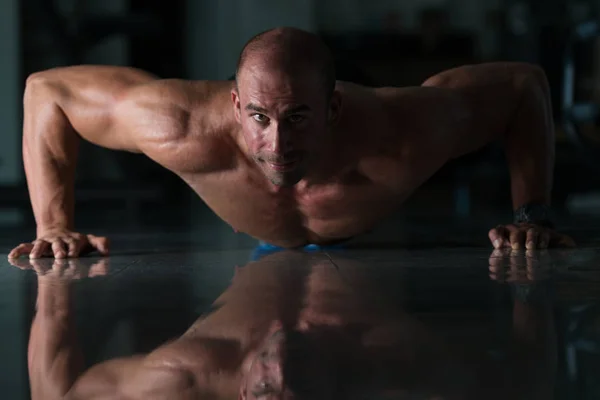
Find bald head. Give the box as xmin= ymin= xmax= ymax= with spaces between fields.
xmin=235 ymin=27 xmax=336 ymax=98
xmin=232 ymin=28 xmax=342 ymax=187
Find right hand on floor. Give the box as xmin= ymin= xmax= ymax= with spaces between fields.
xmin=8 ymin=230 xmax=109 ymax=259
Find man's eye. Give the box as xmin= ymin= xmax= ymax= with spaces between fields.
xmin=253 ymin=114 xmax=268 ymax=123
xmin=288 ymin=115 xmax=305 ymax=123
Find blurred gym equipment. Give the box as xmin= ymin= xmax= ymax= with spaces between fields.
xmin=5 ymin=0 xmax=189 ymax=228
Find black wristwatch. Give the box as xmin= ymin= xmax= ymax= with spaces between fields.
xmin=513 ymin=203 xmax=554 ymax=229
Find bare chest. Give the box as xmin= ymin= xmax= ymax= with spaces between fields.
xmin=181 ymin=161 xmax=406 ymax=246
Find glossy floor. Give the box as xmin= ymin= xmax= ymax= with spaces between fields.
xmin=0 ymin=217 xmax=599 ymax=400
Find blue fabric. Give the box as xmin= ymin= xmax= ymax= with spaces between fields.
xmin=250 ymin=241 xmax=347 ymax=261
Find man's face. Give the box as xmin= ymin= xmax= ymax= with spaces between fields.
xmin=239 ymin=325 xmax=334 ymax=400
xmin=241 ymin=328 xmax=288 ymax=400
xmin=233 ymin=63 xmax=337 ymax=187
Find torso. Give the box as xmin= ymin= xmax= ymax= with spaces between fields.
xmin=146 ymin=80 xmax=464 ymax=247
xmin=182 ymin=156 xmax=408 ymax=247
xmin=155 ymin=252 xmax=446 ymax=398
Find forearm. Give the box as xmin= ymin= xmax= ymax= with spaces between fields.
xmin=23 ymin=78 xmax=79 ymax=235
xmin=29 ymin=281 xmax=84 ymax=399
xmin=22 ymin=66 xmax=158 ymax=236
xmin=504 ymin=69 xmax=555 ymax=209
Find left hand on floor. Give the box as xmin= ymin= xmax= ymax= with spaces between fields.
xmin=488 ymin=223 xmax=575 ymax=250
xmin=488 ymin=248 xmax=552 ymax=283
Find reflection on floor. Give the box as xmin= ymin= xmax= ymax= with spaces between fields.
xmin=0 ymin=217 xmax=599 ymax=399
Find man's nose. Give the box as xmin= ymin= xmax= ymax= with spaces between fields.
xmin=267 ymin=124 xmax=293 ymax=154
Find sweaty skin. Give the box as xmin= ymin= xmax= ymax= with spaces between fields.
xmin=9 ymin=60 xmax=574 ymax=258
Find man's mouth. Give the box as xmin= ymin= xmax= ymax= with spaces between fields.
xmin=267 ymin=158 xmax=300 ymax=171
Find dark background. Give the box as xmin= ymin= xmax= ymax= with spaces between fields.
xmin=1 ymin=1 xmax=600 ymax=398
xmin=0 ymin=0 xmax=598 ymax=229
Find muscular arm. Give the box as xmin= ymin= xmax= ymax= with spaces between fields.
xmin=30 ymin=280 xmax=213 ymax=400
xmin=28 ymin=267 xmax=228 ymax=400
xmin=21 ymin=66 xmax=225 ymax=252
xmin=422 ymin=62 xmax=554 ymax=210
xmin=65 ymin=356 xmax=202 ymax=400
xmin=62 ymin=341 xmax=233 ymax=400
xmin=23 ymin=65 xmax=158 ymax=236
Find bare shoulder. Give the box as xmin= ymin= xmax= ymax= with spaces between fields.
xmin=421 ymin=61 xmax=546 ymax=89
xmin=366 ymin=62 xmax=543 ymax=115
xmin=334 ymin=81 xmax=471 ymax=189
xmin=118 ymin=79 xmax=238 ymax=174
xmin=361 ymin=62 xmax=546 ymax=161
xmin=334 ymin=82 xmax=394 ymax=141
xmin=338 ymin=81 xmax=469 ymax=150
xmin=66 ymin=354 xmax=202 ymax=400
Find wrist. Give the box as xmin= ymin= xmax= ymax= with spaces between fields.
xmin=513 ymin=203 xmax=554 ymax=228
xmin=36 ymin=221 xmax=73 ymax=237
xmin=34 ymin=196 xmax=74 ymax=237
xmin=36 ymin=282 xmax=72 ymax=317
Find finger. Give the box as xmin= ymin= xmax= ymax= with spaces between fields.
xmin=66 ymin=259 xmax=85 ymax=279
xmin=30 ymin=241 xmax=50 ymax=259
xmin=489 ymin=226 xmax=506 ymax=249
xmin=30 ymin=259 xmax=51 ymax=275
xmin=52 ymin=258 xmax=69 ymax=275
xmin=526 ymin=228 xmax=540 ymax=250
xmin=87 ymin=235 xmax=110 ymax=255
xmin=539 ymin=231 xmax=551 ymax=249
xmin=72 ymin=237 xmax=89 ymax=257
xmin=51 ymin=240 xmax=67 ymax=259
xmin=7 ymin=257 xmax=34 ymax=270
xmin=62 ymin=237 xmax=78 ymax=257
xmin=488 ymin=248 xmax=505 ymax=262
xmin=490 ymin=248 xmax=512 ymax=281
xmin=89 ymin=259 xmax=110 ymax=277
xmin=526 ymin=249 xmax=536 ymax=280
xmin=488 ymin=250 xmax=504 ymax=280
xmin=489 ymin=257 xmax=506 ymax=282
xmin=509 ymin=230 xmax=526 ymax=250
xmin=551 ymin=233 xmax=576 ymax=248
xmin=503 ymin=224 xmax=520 ymax=248
xmin=8 ymin=243 xmax=34 ymax=259
xmin=509 ymin=249 xmax=522 ymax=281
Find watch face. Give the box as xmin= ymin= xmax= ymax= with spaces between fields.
xmin=514 ymin=204 xmax=553 ymax=226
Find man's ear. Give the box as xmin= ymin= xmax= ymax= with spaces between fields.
xmin=232 ymin=89 xmax=242 ymax=123
xmin=328 ymin=90 xmax=342 ymax=124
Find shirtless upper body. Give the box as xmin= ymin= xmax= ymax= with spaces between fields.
xmin=8 ymin=27 xmax=574 ymax=259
